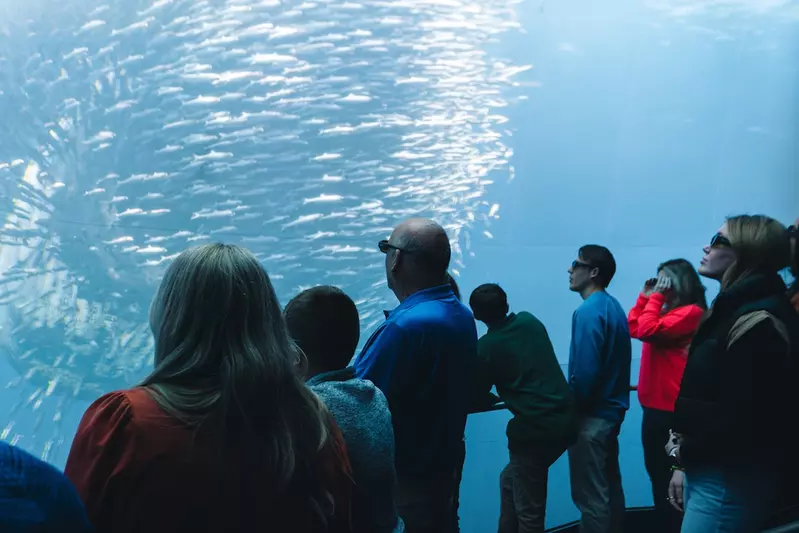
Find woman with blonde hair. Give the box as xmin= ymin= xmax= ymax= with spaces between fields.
xmin=666 ymin=215 xmax=799 ymax=532
xmin=65 ymin=243 xmax=354 ymax=533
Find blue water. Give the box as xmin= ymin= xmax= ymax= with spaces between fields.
xmin=0 ymin=0 xmax=796 ymax=530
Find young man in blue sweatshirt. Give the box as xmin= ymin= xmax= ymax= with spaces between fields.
xmin=284 ymin=285 xmax=404 ymax=533
xmin=567 ymin=245 xmax=632 ymax=533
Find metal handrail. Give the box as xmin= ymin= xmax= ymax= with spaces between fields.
xmin=472 ymin=384 xmax=639 ymax=414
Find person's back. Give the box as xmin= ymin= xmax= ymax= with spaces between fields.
xmin=355 ymin=218 xmax=478 ymax=533
xmin=66 ymin=388 xmax=351 ymax=533
xmin=285 ymin=285 xmax=404 ymax=533
xmin=477 ymin=310 xmax=575 ymax=447
xmin=0 ymin=441 xmax=91 ymax=533
xmin=308 ymin=370 xmax=404 ymax=533
xmin=470 ymin=283 xmax=575 ymax=533
xmin=358 ymin=287 xmax=477 ymax=481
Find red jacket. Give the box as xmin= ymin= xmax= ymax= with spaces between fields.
xmin=628 ymin=292 xmax=704 ymax=412
xmin=65 ymin=388 xmax=353 ymax=533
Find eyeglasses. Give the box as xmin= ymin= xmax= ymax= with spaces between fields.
xmin=378 ymin=240 xmax=409 ymax=254
xmin=571 ymin=260 xmax=593 ymax=270
xmin=710 ymin=233 xmax=732 ymax=248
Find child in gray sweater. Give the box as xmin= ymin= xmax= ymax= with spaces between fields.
xmin=285 ymin=285 xmax=404 ymax=533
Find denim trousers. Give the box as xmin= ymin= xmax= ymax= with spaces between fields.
xmin=567 ymin=416 xmax=626 ymax=533
xmin=682 ymin=462 xmax=778 ymax=533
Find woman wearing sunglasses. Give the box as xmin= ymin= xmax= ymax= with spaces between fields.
xmin=627 ymin=259 xmax=706 ymax=533
xmin=666 ymin=215 xmax=799 ymax=533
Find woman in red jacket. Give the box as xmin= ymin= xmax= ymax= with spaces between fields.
xmin=65 ymin=243 xmax=354 ymax=533
xmin=628 ymin=258 xmax=706 ymax=533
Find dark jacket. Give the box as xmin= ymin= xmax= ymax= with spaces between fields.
xmin=674 ymin=272 xmax=799 ymax=468
xmin=476 ymin=312 xmax=577 ymax=455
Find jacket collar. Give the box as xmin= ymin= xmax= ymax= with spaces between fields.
xmin=384 ymin=284 xmax=455 ymax=319
xmin=713 ymin=271 xmax=787 ymax=316
xmin=488 ymin=312 xmax=517 ymax=332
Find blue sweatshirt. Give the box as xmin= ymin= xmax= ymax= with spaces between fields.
xmin=0 ymin=441 xmax=92 ymax=532
xmin=353 ymin=285 xmax=478 ymax=482
xmin=568 ymin=291 xmax=632 ymax=423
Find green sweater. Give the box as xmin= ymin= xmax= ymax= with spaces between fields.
xmin=476 ymin=312 xmax=576 ymax=452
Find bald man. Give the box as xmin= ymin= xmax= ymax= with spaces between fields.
xmin=354 ymin=219 xmax=478 ymax=533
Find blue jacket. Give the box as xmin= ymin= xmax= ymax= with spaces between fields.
xmin=308 ymin=368 xmax=404 ymax=533
xmin=0 ymin=441 xmax=92 ymax=532
xmin=354 ymin=285 xmax=478 ymax=481
xmin=568 ymin=291 xmax=632 ymax=423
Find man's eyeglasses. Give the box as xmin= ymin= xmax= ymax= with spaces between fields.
xmin=571 ymin=260 xmax=593 ymax=270
xmin=710 ymin=233 xmax=732 ymax=248
xmin=378 ymin=240 xmax=409 ymax=254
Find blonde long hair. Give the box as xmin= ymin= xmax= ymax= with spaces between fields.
xmin=721 ymin=214 xmax=791 ymax=290
xmin=140 ymin=243 xmax=336 ymax=523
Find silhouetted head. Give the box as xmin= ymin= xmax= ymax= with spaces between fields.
xmin=379 ymin=218 xmax=451 ymax=302
xmin=699 ymin=215 xmax=790 ymax=289
xmin=446 ymin=272 xmax=461 ymax=301
xmin=657 ymin=258 xmax=708 ymax=310
xmin=284 ymin=285 xmax=360 ymax=378
xmin=469 ymin=283 xmax=509 ymax=327
xmin=568 ymin=245 xmax=617 ymax=299
xmin=142 ymin=243 xmax=337 ymax=521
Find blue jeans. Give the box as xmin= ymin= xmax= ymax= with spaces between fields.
xmin=568 ymin=416 xmax=626 ymax=533
xmin=682 ymin=463 xmax=778 ymax=533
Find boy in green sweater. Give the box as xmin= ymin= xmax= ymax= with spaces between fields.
xmin=470 ymin=283 xmax=577 ymax=533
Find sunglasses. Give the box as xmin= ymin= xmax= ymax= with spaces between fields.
xmin=378 ymin=239 xmax=411 ymax=254
xmin=710 ymin=233 xmax=732 ymax=248
xmin=571 ymin=260 xmax=593 ymax=270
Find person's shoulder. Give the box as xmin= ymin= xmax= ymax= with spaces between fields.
xmin=728 ymin=309 xmax=791 ymax=350
xmin=671 ymin=303 xmax=705 ymax=320
xmin=515 ymin=310 xmax=542 ymax=325
xmin=82 ymin=388 xmax=161 ymax=431
xmin=576 ymin=293 xmax=605 ymax=315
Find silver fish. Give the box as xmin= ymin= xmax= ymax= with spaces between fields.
xmin=0 ymin=0 xmax=526 ymax=462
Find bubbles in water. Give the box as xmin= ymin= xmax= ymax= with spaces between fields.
xmin=0 ymin=0 xmax=528 ymax=459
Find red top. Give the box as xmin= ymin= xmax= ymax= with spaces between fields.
xmin=628 ymin=293 xmax=704 ymax=412
xmin=65 ymin=388 xmax=353 ymax=533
